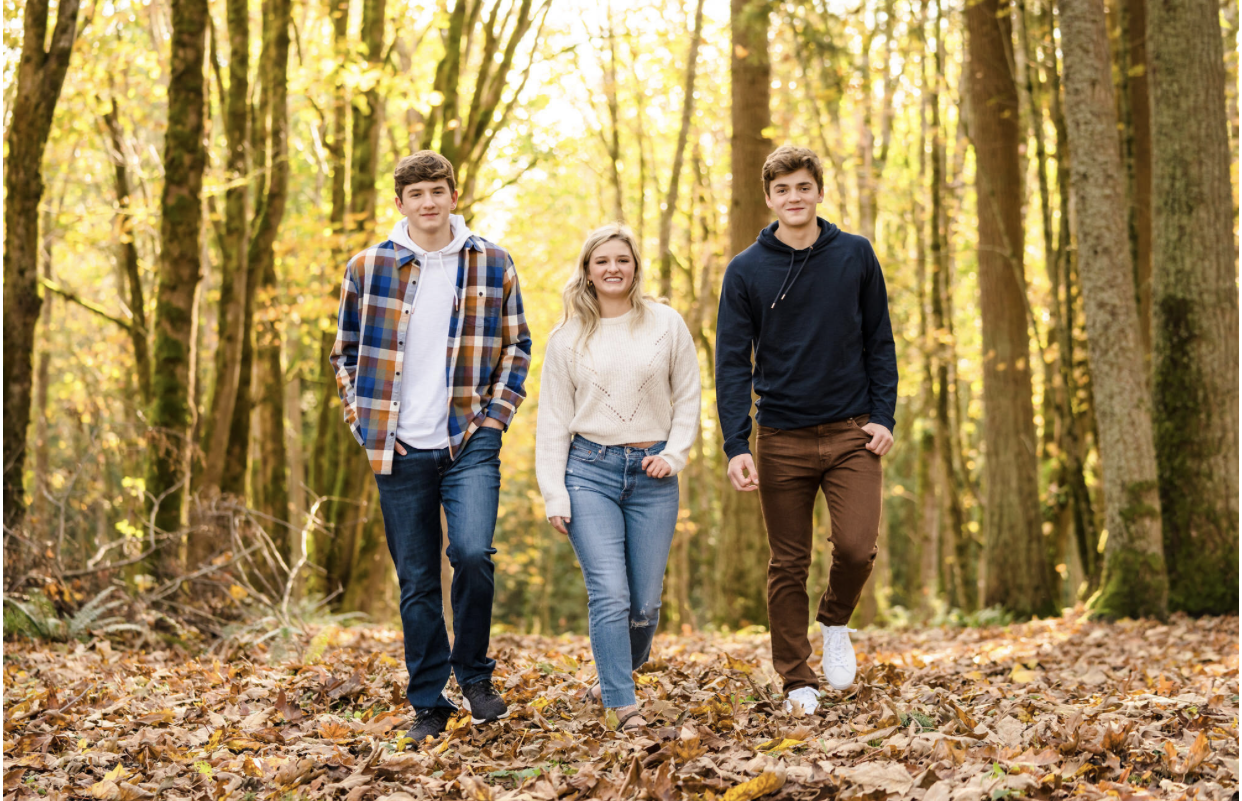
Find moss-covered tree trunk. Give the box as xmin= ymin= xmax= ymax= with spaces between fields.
xmin=349 ymin=0 xmax=386 ymax=235
xmin=251 ymin=0 xmax=293 ymax=550
xmin=197 ymin=0 xmax=251 ymax=501
xmin=1148 ymin=0 xmax=1239 ymax=614
xmin=310 ymin=0 xmax=351 ymax=600
xmin=714 ymin=0 xmax=772 ymax=628
xmin=3 ymin=0 xmax=82 ymax=534
xmin=967 ymin=0 xmax=1056 ymax=618
xmin=147 ymin=0 xmax=209 ymax=576
xmin=325 ymin=0 xmax=387 ymax=610
xmin=1059 ymin=0 xmax=1166 ymax=620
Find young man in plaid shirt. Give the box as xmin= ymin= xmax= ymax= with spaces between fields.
xmin=330 ymin=151 xmax=532 ymax=744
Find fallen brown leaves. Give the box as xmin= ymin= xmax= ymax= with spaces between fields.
xmin=3 ymin=612 xmax=1237 ymax=800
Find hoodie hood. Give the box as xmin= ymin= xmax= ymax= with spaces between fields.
xmin=389 ymin=214 xmax=473 ymax=309
xmin=755 ymin=217 xmax=841 ymax=309
xmin=756 ymin=217 xmax=840 ymax=253
xmin=389 ymin=213 xmax=473 ymax=258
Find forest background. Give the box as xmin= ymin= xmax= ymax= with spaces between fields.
xmin=3 ymin=0 xmax=1239 ymax=640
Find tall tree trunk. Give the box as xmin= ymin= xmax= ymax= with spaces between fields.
xmin=198 ymin=0 xmax=250 ymax=496
xmin=3 ymin=0 xmax=82 ymax=534
xmin=251 ymin=0 xmax=293 ymax=550
xmin=1148 ymin=0 xmax=1239 ymax=614
xmin=350 ymin=0 xmax=387 ymax=239
xmin=1059 ymin=0 xmax=1167 ymax=620
xmin=100 ymin=100 xmax=152 ymax=405
xmin=32 ymin=219 xmax=56 ymax=535
xmin=929 ymin=0 xmax=972 ymax=611
xmin=331 ymin=0 xmax=388 ymax=612
xmin=656 ymin=0 xmax=706 ymax=299
xmin=1042 ymin=0 xmax=1099 ymax=591
xmin=147 ymin=0 xmax=209 ymax=576
xmin=913 ymin=14 xmax=936 ymax=615
xmin=310 ymin=0 xmax=351 ymax=584
xmin=967 ymin=0 xmax=1055 ymax=617
xmin=1123 ymin=0 xmax=1153 ymax=360
xmin=603 ymin=7 xmax=625 ymax=225
xmin=716 ymin=0 xmax=772 ymax=628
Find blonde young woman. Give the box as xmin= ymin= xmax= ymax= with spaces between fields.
xmin=535 ymin=224 xmax=701 ymax=731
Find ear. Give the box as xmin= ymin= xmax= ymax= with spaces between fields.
xmin=451 ymin=189 xmax=459 ymax=207
xmin=764 ymin=192 xmax=775 ymax=211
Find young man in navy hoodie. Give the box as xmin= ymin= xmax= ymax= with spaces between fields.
xmin=715 ymin=146 xmax=898 ymax=715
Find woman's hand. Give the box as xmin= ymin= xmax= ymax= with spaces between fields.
xmin=641 ymin=455 xmax=672 ymax=478
xmin=549 ymin=516 xmax=570 ymax=535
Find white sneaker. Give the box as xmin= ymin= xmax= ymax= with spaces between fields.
xmin=783 ymin=686 xmax=821 ymax=715
xmin=821 ymin=624 xmax=857 ymax=690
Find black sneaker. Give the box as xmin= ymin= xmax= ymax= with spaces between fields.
xmin=460 ymin=679 xmax=509 ymax=723
xmin=405 ymin=707 xmax=454 ymax=745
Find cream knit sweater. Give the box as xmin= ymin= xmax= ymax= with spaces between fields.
xmin=536 ymin=302 xmax=702 ymax=520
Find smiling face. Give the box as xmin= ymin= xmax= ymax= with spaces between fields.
xmin=586 ymin=238 xmax=636 ymax=302
xmin=764 ymin=167 xmax=824 ymax=229
xmin=395 ymin=179 xmax=457 ymax=238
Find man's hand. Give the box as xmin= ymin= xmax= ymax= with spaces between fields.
xmin=862 ymin=423 xmax=894 ymax=456
xmin=641 ymin=455 xmax=672 ymax=478
xmin=727 ymin=453 xmax=760 ymax=491
xmin=395 ymin=441 xmax=407 ymax=456
xmin=549 ymin=516 xmax=570 ymax=535
xmin=480 ymin=418 xmax=505 ymax=430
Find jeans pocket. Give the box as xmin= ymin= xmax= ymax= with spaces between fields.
xmin=569 ymin=444 xmax=599 ymax=463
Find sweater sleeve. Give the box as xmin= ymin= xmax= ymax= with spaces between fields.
xmin=860 ymin=242 xmax=898 ymax=431
xmin=534 ymin=329 xmax=576 ymax=520
xmin=715 ymin=260 xmax=757 ymax=460
xmin=657 ymin=312 xmax=702 ymax=474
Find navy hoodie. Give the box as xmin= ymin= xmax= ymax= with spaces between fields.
xmin=715 ymin=218 xmax=898 ymax=460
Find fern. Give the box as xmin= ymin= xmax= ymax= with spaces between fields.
xmin=4 ymin=587 xmax=145 ymax=642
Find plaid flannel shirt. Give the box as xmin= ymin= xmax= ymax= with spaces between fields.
xmin=330 ymin=233 xmax=532 ymax=474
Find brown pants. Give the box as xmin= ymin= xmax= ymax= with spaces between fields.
xmin=755 ymin=415 xmax=883 ymax=691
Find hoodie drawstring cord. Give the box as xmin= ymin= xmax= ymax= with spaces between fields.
xmin=770 ymin=250 xmax=798 ymax=310
xmin=771 ymin=247 xmax=814 ymax=309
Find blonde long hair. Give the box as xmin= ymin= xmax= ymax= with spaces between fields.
xmin=559 ymin=223 xmax=651 ymax=346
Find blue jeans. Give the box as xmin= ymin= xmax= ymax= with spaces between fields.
xmin=373 ymin=426 xmax=502 ymax=712
xmin=564 ymin=435 xmax=679 ymax=708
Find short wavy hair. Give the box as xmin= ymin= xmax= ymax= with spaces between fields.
xmin=394 ymin=151 xmax=456 ymax=197
xmin=762 ymin=146 xmax=824 ymax=197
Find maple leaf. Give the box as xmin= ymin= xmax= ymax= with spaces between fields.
xmin=317 ymin=719 xmax=353 ymax=742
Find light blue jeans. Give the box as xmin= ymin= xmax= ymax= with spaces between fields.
xmin=564 ymin=435 xmax=679 ymax=708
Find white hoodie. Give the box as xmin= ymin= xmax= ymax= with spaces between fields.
xmin=390 ymin=214 xmax=473 ymax=449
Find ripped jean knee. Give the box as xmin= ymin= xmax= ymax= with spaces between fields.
xmin=629 ymin=604 xmax=660 ymax=629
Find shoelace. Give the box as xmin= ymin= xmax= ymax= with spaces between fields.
xmin=825 ymin=627 xmax=857 ymax=667
xmin=467 ymin=682 xmax=503 ymax=706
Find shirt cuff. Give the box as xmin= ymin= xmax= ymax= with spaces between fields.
xmin=544 ymin=496 xmax=572 ymax=521
xmin=869 ymin=413 xmax=895 ymax=431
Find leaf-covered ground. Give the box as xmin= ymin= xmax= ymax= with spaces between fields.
xmin=3 ymin=613 xmax=1237 ymax=800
